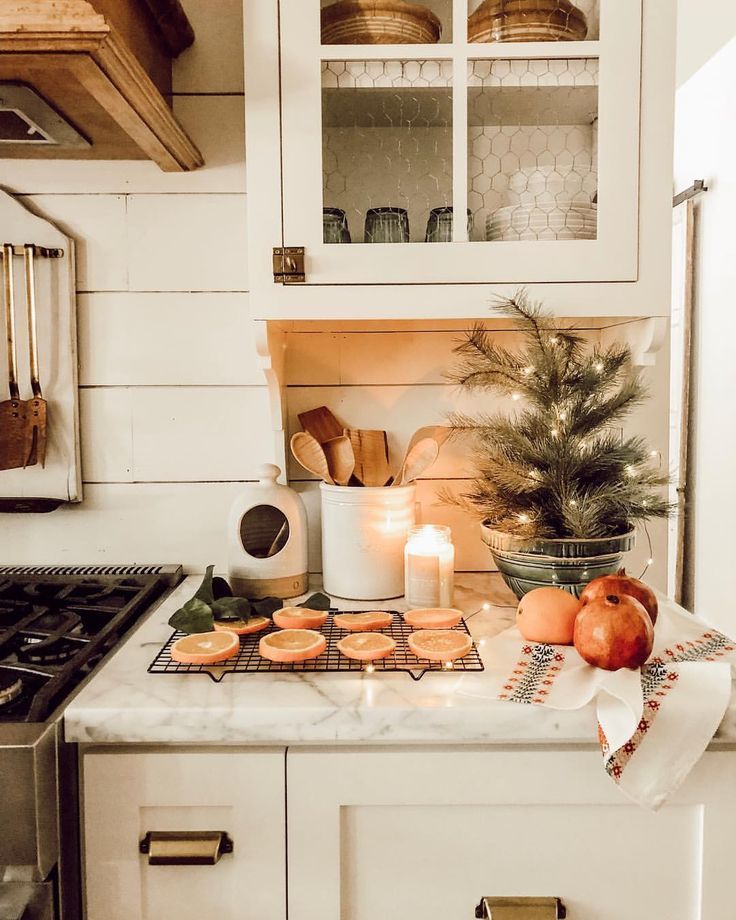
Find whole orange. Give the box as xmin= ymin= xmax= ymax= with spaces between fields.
xmin=515 ymin=587 xmax=583 ymax=645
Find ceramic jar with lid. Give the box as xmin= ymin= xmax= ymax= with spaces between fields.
xmin=227 ymin=464 xmax=308 ymax=599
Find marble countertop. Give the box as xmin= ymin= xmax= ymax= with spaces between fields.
xmin=64 ymin=574 xmax=736 ymax=746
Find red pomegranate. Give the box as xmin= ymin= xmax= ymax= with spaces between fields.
xmin=579 ymin=569 xmax=658 ymax=625
xmin=573 ymin=593 xmax=654 ymax=671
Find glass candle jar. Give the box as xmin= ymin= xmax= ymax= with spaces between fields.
xmin=404 ymin=525 xmax=455 ymax=609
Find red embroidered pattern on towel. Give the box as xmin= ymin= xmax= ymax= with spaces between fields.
xmin=662 ymin=630 xmax=735 ymax=663
xmin=600 ymin=660 xmax=680 ymax=782
xmin=498 ymin=643 xmax=566 ymax=705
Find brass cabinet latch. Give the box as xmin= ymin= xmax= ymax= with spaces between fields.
xmin=475 ymin=897 xmax=567 ymax=919
xmin=273 ymin=246 xmax=305 ymax=284
xmin=139 ymin=831 xmax=234 ymax=866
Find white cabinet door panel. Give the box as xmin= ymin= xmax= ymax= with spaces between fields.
xmin=84 ymin=750 xmax=286 ymax=920
xmin=287 ymin=747 xmax=736 ymax=920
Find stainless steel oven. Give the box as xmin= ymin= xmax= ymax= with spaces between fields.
xmin=0 ymin=565 xmax=183 ymax=919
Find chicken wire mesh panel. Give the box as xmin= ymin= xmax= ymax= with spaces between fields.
xmin=467 ymin=0 xmax=600 ymax=43
xmin=322 ymin=60 xmax=453 ymax=244
xmin=467 ymin=57 xmax=598 ymax=242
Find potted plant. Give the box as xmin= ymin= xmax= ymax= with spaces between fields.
xmin=446 ymin=293 xmax=670 ymax=598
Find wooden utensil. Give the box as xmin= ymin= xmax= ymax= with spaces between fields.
xmin=290 ymin=431 xmax=334 ymax=484
xmin=297 ymin=406 xmax=343 ymax=445
xmin=322 ymin=435 xmax=355 ymax=486
xmin=0 ymin=244 xmax=31 ymax=471
xmin=346 ymin=429 xmax=391 ymax=487
xmin=407 ymin=425 xmax=451 ymax=454
xmin=23 ymin=245 xmax=47 ymax=467
xmin=393 ymin=437 xmax=439 ymax=486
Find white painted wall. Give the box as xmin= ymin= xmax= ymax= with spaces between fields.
xmin=677 ymin=0 xmax=736 ymax=86
xmin=0 ymin=0 xmax=670 ymax=591
xmin=673 ymin=38 xmax=736 ymax=627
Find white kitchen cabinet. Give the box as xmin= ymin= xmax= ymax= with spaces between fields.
xmin=244 ymin=0 xmax=676 ymax=318
xmin=82 ymin=749 xmax=286 ymax=920
xmin=286 ymin=747 xmax=736 ymax=920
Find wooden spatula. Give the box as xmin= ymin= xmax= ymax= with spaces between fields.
xmin=23 ymin=245 xmax=47 ymax=467
xmin=0 ymin=244 xmax=31 ymax=471
xmin=322 ymin=435 xmax=355 ymax=486
xmin=298 ymin=406 xmax=343 ymax=445
xmin=290 ymin=431 xmax=334 ymax=484
xmin=346 ymin=429 xmax=391 ymax=487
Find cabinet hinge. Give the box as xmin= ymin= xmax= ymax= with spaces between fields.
xmin=273 ymin=247 xmax=305 ymax=284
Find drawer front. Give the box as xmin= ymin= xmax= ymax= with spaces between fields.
xmin=287 ymin=748 xmax=736 ymax=920
xmin=84 ymin=750 xmax=286 ymax=920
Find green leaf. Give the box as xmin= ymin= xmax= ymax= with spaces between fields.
xmin=252 ymin=596 xmax=283 ymax=618
xmin=212 ymin=597 xmax=252 ymax=621
xmin=168 ymin=597 xmax=214 ymax=634
xmin=299 ymin=592 xmax=331 ymax=611
xmin=212 ymin=576 xmax=233 ymax=600
xmin=193 ymin=565 xmax=216 ymax=604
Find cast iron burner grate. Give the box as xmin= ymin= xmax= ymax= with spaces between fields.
xmin=148 ymin=611 xmax=485 ymax=682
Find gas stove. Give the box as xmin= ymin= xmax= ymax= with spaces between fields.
xmin=0 ymin=564 xmax=182 ymax=920
xmin=0 ymin=569 xmax=181 ymax=724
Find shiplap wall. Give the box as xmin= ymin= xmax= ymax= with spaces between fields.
xmin=0 ymin=0 xmax=670 ymax=590
xmin=0 ymin=0 xmax=267 ymax=570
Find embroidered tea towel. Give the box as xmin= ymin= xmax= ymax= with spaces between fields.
xmin=477 ymin=597 xmax=736 ymax=809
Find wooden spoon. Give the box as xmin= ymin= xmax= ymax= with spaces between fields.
xmin=345 ymin=429 xmax=391 ymax=487
xmin=407 ymin=425 xmax=451 ymax=453
xmin=393 ymin=437 xmax=439 ymax=486
xmin=290 ymin=431 xmax=334 ymax=484
xmin=322 ymin=435 xmax=355 ymax=487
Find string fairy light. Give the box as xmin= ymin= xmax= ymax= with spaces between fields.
xmin=522 ymin=366 xmax=534 ymax=376
xmin=517 ymin=513 xmax=531 ymax=524
xmin=511 ymin=392 xmax=521 ymax=401
xmin=593 ymin=361 xmax=604 ymax=373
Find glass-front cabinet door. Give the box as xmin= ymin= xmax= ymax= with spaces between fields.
xmin=276 ymin=0 xmax=641 ymax=286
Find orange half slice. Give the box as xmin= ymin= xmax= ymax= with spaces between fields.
xmin=259 ymin=629 xmax=327 ymax=663
xmin=336 ymin=632 xmax=396 ymax=662
xmin=171 ymin=630 xmax=240 ymax=665
xmin=407 ymin=629 xmax=472 ymax=663
xmin=333 ymin=611 xmax=393 ymax=632
xmin=273 ymin=607 xmax=329 ymax=630
xmin=403 ymin=608 xmax=463 ymax=629
xmin=213 ymin=616 xmax=270 ymax=635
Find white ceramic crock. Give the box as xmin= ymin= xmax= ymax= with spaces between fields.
xmin=320 ymin=483 xmax=416 ymax=600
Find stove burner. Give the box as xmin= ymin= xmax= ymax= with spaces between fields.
xmin=18 ymin=637 xmax=79 ymax=665
xmin=0 ymin=600 xmax=33 ymax=627
xmin=21 ymin=582 xmax=67 ymax=600
xmin=0 ymin=670 xmax=23 ymax=707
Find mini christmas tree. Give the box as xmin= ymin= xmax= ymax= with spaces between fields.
xmin=446 ymin=293 xmax=670 ymax=539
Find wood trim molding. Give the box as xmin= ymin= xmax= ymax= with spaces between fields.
xmin=0 ymin=0 xmax=202 ymax=171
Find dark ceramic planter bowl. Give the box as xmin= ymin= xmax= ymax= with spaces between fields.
xmin=480 ymin=524 xmax=636 ymax=600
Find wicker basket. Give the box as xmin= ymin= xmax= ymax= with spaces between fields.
xmin=468 ymin=0 xmax=588 ymax=43
xmin=321 ymin=0 xmax=442 ymax=45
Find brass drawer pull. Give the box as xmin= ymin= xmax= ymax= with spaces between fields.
xmin=475 ymin=897 xmax=566 ymax=920
xmin=139 ymin=831 xmax=234 ymax=866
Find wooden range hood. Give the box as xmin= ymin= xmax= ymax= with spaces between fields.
xmin=0 ymin=0 xmax=203 ymax=171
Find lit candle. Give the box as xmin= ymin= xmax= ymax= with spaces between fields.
xmin=404 ymin=525 xmax=455 ymax=609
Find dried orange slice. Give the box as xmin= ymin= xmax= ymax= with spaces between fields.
xmin=171 ymin=630 xmax=239 ymax=665
xmin=407 ymin=629 xmax=472 ymax=662
xmin=336 ymin=632 xmax=396 ymax=662
xmin=273 ymin=607 xmax=329 ymax=630
xmin=213 ymin=616 xmax=270 ymax=635
xmin=403 ymin=608 xmax=463 ymax=629
xmin=333 ymin=611 xmax=393 ymax=632
xmin=259 ymin=629 xmax=327 ymax=663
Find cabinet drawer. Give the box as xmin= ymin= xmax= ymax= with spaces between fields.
xmin=83 ymin=750 xmax=286 ymax=920
xmin=287 ymin=748 xmax=735 ymax=920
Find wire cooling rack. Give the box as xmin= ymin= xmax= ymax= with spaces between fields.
xmin=147 ymin=611 xmax=485 ymax=683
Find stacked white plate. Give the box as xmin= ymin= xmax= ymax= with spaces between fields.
xmin=486 ymin=204 xmax=597 ymax=241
